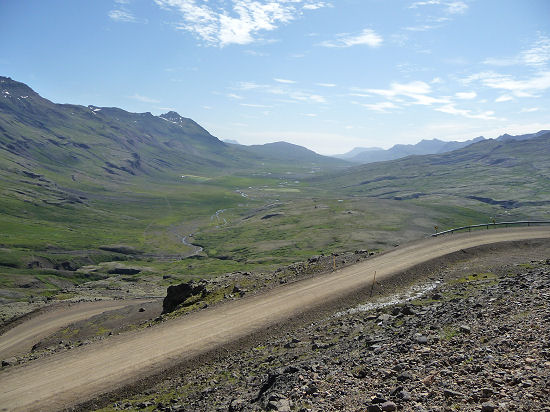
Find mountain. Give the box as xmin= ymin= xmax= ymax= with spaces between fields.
xmin=497 ymin=130 xmax=549 ymax=142
xmin=240 ymin=141 xmax=347 ymax=167
xmin=0 ymin=76 xmax=347 ymax=185
xmin=334 ymin=146 xmax=383 ymax=160
xmin=336 ymin=136 xmax=486 ymax=164
xmin=317 ymin=133 xmax=550 ymax=221
xmin=223 ymin=139 xmax=240 ymax=144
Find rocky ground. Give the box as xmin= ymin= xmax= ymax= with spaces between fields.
xmin=100 ymin=257 xmax=550 ymax=412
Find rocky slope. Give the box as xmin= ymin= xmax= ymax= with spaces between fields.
xmin=101 ymin=255 xmax=550 ymax=412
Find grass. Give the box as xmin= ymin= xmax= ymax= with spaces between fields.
xmin=1 ymin=86 xmax=549 ymax=304
xmin=440 ymin=325 xmax=459 ymax=341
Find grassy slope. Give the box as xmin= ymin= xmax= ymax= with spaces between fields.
xmin=1 ymin=76 xmax=549 ymax=306
xmin=315 ymin=135 xmax=550 ymax=227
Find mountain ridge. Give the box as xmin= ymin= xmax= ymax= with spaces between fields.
xmin=335 ymin=131 xmax=546 ymax=164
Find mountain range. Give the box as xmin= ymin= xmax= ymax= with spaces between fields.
xmin=1 ymin=75 xmax=549 ymax=307
xmin=335 ymin=131 xmax=548 ymax=164
xmin=0 ymin=76 xmax=346 ymax=186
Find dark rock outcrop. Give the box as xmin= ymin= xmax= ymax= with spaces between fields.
xmin=162 ymin=281 xmax=207 ymax=314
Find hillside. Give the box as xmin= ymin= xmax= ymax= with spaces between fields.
xmin=0 ymin=77 xmax=347 ymax=185
xmin=318 ymin=135 xmax=550 ymax=225
xmin=1 ymin=76 xmax=549 ymax=322
xmin=239 ymin=141 xmax=347 ymax=168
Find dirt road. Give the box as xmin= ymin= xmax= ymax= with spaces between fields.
xmin=0 ymin=300 xmax=152 ymax=359
xmin=1 ymin=228 xmax=549 ymax=411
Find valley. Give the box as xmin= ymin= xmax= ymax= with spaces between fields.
xmin=1 ymin=76 xmax=550 ymax=323
xmin=1 ymin=76 xmax=550 ymax=412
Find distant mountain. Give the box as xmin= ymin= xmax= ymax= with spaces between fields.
xmin=318 ymin=133 xmax=550 ymax=220
xmin=335 ymin=146 xmax=383 ymax=160
xmin=223 ymin=139 xmax=240 ymax=145
xmin=496 ymin=130 xmax=549 ymax=142
xmin=240 ymin=141 xmax=347 ymax=166
xmin=336 ymin=136 xmax=486 ymax=164
xmin=338 ymin=129 xmax=549 ymax=165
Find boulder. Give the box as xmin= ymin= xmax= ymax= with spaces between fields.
xmin=162 ymin=281 xmax=207 ymax=314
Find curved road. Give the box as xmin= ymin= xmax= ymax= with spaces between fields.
xmin=1 ymin=228 xmax=549 ymax=411
xmin=0 ymin=299 xmax=152 ymax=360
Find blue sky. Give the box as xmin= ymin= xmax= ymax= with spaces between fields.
xmin=1 ymin=0 xmax=549 ymax=154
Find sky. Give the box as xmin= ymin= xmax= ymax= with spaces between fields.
xmin=1 ymin=0 xmax=550 ymax=154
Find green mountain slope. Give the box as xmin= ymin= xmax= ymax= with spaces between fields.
xmin=316 ymin=135 xmax=550 ymax=224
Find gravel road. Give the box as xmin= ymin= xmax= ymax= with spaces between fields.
xmin=0 ymin=227 xmax=548 ymax=411
xmin=0 ymin=299 xmax=153 ymax=359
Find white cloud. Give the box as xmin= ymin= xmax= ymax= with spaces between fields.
xmin=235 ymin=80 xmax=326 ymax=104
xmin=274 ymin=78 xmax=296 ymax=84
xmin=435 ymin=104 xmax=499 ymax=120
xmin=364 ymin=80 xmax=450 ymax=106
xmin=320 ymin=29 xmax=382 ymax=48
xmin=359 ymin=101 xmax=399 ymax=112
xmin=465 ymin=70 xmax=550 ymax=97
xmin=409 ymin=0 xmax=440 ymax=8
xmin=520 ymin=107 xmax=540 ymax=113
xmin=154 ymin=0 xmax=331 ymax=47
xmin=405 ymin=24 xmax=439 ymax=32
xmin=484 ymin=35 xmax=550 ymax=68
xmin=303 ymin=113 xmax=318 ymax=117
xmin=409 ymin=0 xmax=468 ymax=14
xmin=303 ymin=2 xmax=332 ymax=10
xmin=446 ymin=1 xmax=468 ymax=14
xmin=109 ymin=9 xmax=142 ymax=23
xmin=520 ymin=35 xmax=550 ymax=67
xmin=317 ymin=83 xmax=336 ymax=87
xmin=455 ymin=91 xmax=477 ymax=99
xmin=240 ymin=103 xmax=272 ymax=108
xmin=130 ymin=93 xmax=160 ymax=103
xmin=227 ymin=93 xmax=244 ymax=99
xmin=495 ymin=95 xmax=514 ymax=103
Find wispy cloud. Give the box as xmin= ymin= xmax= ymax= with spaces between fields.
xmin=320 ymin=29 xmax=382 ymax=48
xmin=130 ymin=93 xmax=160 ymax=103
xmin=455 ymin=91 xmax=477 ymax=99
xmin=435 ymin=104 xmax=499 ymax=120
xmin=404 ymin=1 xmax=467 ymax=33
xmin=495 ymin=95 xmax=514 ymax=103
xmin=235 ymin=80 xmax=327 ymax=104
xmin=109 ymin=9 xmax=140 ymax=23
xmin=109 ymin=1 xmax=147 ymax=23
xmin=464 ymin=71 xmax=550 ymax=97
xmin=317 ymin=83 xmax=336 ymax=87
xmin=274 ymin=78 xmax=296 ymax=84
xmin=240 ymin=103 xmax=273 ymax=108
xmin=363 ymin=81 xmax=450 ymax=106
xmin=409 ymin=0 xmax=468 ymax=15
xmin=153 ymin=0 xmax=331 ymax=47
xmin=484 ymin=34 xmax=550 ymax=68
xmin=358 ymin=101 xmax=399 ymax=113
xmin=520 ymin=107 xmax=540 ymax=113
xmin=303 ymin=2 xmax=332 ymax=10
xmin=521 ymin=35 xmax=550 ymax=67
